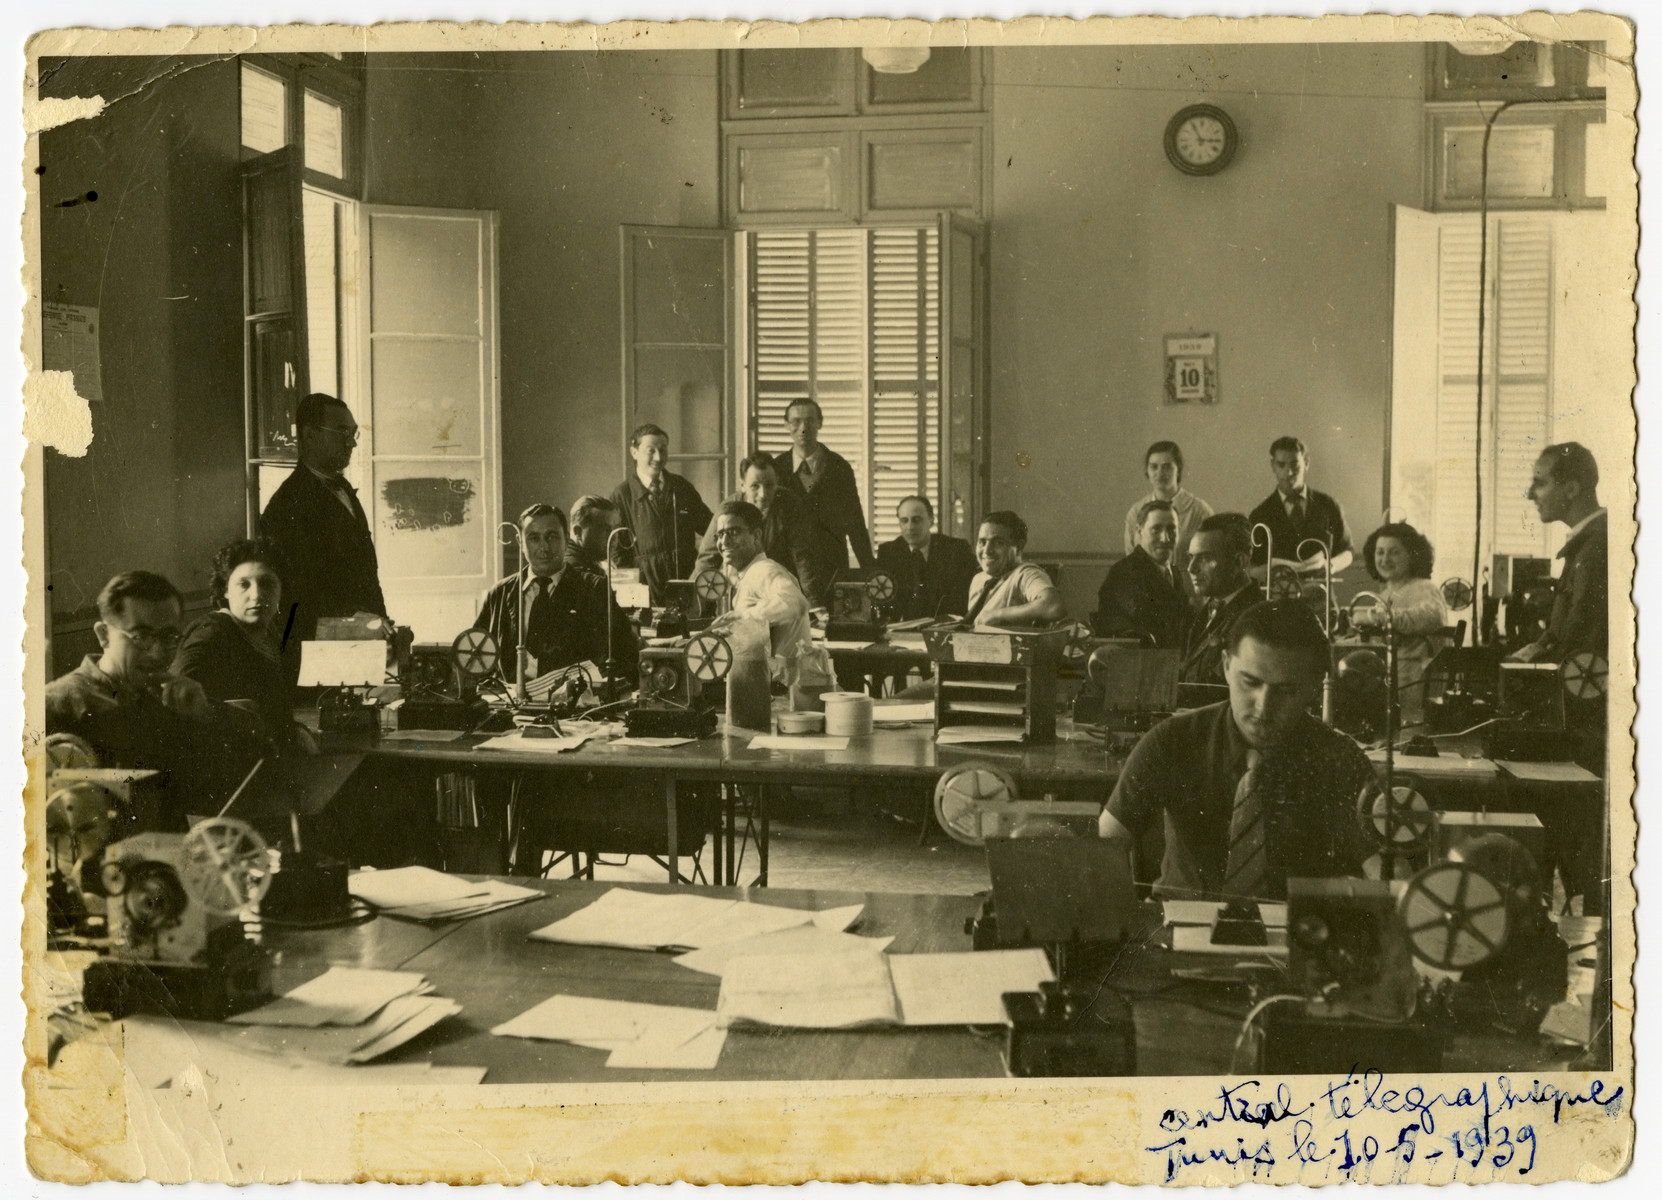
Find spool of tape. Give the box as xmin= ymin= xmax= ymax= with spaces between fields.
xmin=822 ymin=691 xmax=874 ymax=738
xmin=777 ymin=711 xmax=825 ymax=735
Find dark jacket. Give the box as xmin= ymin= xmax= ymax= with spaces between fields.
xmin=1247 ymin=487 xmax=1353 ymax=568
xmin=1542 ymin=511 xmax=1608 ymax=661
xmin=876 ymin=533 xmax=979 ymax=620
xmin=772 ymin=446 xmax=875 ymax=602
xmin=173 ymin=611 xmax=297 ymax=741
xmin=1180 ymin=582 xmax=1263 ymax=685
xmin=1094 ymin=548 xmax=1194 ymax=649
xmin=694 ymin=487 xmax=823 ymax=600
xmin=473 ymin=568 xmax=639 ymax=683
xmin=607 ymin=473 xmax=713 ymax=605
xmin=260 ymin=464 xmax=388 ymax=647
xmin=565 ymin=537 xmax=605 ymax=578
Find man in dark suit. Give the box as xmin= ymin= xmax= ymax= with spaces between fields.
xmin=566 ymin=494 xmax=622 ymax=578
xmin=1094 ymin=499 xmax=1193 ymax=649
xmin=608 ymin=423 xmax=714 ymax=606
xmin=1246 ymin=435 xmax=1355 ymax=577
xmin=473 ymin=503 xmax=637 ymax=686
xmin=1513 ymin=442 xmax=1608 ymax=665
xmin=772 ymin=398 xmax=875 ymax=606
xmin=876 ymin=495 xmax=978 ymax=620
xmin=694 ymin=454 xmax=822 ymax=599
xmin=1181 ymin=513 xmax=1263 ymax=685
xmin=260 ymin=393 xmax=389 ymax=650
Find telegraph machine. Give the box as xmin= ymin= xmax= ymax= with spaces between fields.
xmin=624 ymin=629 xmax=734 ymax=739
xmin=398 ymin=628 xmax=497 ymax=730
xmin=825 ymin=569 xmax=896 ymax=642
xmin=80 ymin=817 xmax=274 ymax=1021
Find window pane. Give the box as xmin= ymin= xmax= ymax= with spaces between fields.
xmin=370 ymin=340 xmax=483 ymax=456
xmin=304 ymin=91 xmax=345 ymax=178
xmin=867 ymin=47 xmax=975 ymax=106
xmin=241 ymin=64 xmax=287 ymax=153
xmin=736 ymin=49 xmax=848 ymax=111
xmin=301 ymin=189 xmax=340 ymax=397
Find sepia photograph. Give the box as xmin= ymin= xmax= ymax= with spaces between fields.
xmin=16 ymin=10 xmax=1640 ymax=1186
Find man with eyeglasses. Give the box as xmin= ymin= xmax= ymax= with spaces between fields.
xmin=260 ymin=393 xmax=392 ymax=651
xmin=46 ymin=572 xmax=265 ymax=830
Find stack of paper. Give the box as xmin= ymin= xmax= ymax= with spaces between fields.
xmin=715 ymin=947 xmax=1055 ymax=1029
xmin=871 ymin=701 xmax=936 ymax=725
xmin=672 ymin=923 xmax=895 ymax=978
xmin=935 ymin=726 xmax=1026 ymax=745
xmin=349 ymin=866 xmax=543 ymax=922
xmin=225 ymin=967 xmax=462 ymax=1065
xmin=492 ymin=994 xmax=726 ymax=1070
xmin=474 ymin=731 xmax=595 ymax=754
xmin=529 ymin=887 xmax=862 ymax=952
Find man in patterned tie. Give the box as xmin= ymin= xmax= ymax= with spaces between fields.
xmin=1098 ymin=600 xmax=1372 ymax=900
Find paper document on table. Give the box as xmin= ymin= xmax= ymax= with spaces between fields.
xmin=231 ymin=994 xmax=462 ymax=1064
xmin=936 ymin=725 xmax=1026 ymax=744
xmin=474 ymin=732 xmax=594 ymax=754
xmin=1366 ymin=749 xmax=1497 ymax=776
xmin=1171 ymin=925 xmax=1289 ymax=958
xmin=1498 ymin=759 xmax=1602 ymax=783
xmin=349 ymin=866 xmax=488 ymax=908
xmin=612 ymin=736 xmax=697 ymax=748
xmin=885 ymin=617 xmax=934 ymax=632
xmin=822 ymin=639 xmax=878 ymax=650
xmin=749 ymin=734 xmax=851 ymax=751
xmin=673 ymin=923 xmax=894 ymax=978
xmin=671 ymin=898 xmax=820 ymax=949
xmin=717 ymin=947 xmax=900 ymax=1029
xmin=889 ymin=949 xmax=1055 ymax=1026
xmin=871 ymin=701 xmax=935 ymax=723
xmin=529 ymin=888 xmax=739 ymax=950
xmin=947 ymin=700 xmax=1025 ymax=716
xmin=811 ymin=903 xmax=864 ymax=931
xmin=297 ymin=639 xmax=387 ymax=687
xmin=226 ymin=967 xmax=430 ymax=1027
xmin=1163 ymin=900 xmax=1288 ymax=928
xmin=492 ymin=993 xmax=726 ymax=1070
xmin=886 ymin=634 xmax=927 ymax=651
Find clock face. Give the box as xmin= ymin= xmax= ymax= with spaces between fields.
xmin=1164 ymin=104 xmax=1238 ymax=176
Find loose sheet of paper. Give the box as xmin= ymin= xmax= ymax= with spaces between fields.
xmin=936 ymin=725 xmax=1025 ymax=744
xmin=492 ymin=994 xmax=726 ymax=1070
xmin=349 ymin=866 xmax=488 ymax=908
xmin=474 ymin=732 xmax=595 ymax=754
xmin=226 ymin=967 xmax=430 ymax=1028
xmin=1497 ymin=759 xmax=1602 ymax=783
xmin=1163 ymin=899 xmax=1289 ymax=928
xmin=1171 ymin=925 xmax=1290 ymax=958
xmin=673 ymin=923 xmax=894 ymax=978
xmin=748 ymin=734 xmax=852 ymax=751
xmin=717 ymin=948 xmax=900 ymax=1029
xmin=871 ymin=701 xmax=935 ymax=722
xmin=529 ymin=887 xmax=847 ymax=952
xmin=297 ymin=639 xmax=388 ymax=687
xmin=888 ymin=949 xmax=1055 ymax=1026
xmin=611 ymin=736 xmax=697 ymax=748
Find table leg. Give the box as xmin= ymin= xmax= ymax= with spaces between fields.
xmin=665 ymin=776 xmax=680 ymax=886
xmin=712 ymin=786 xmax=726 ymax=886
xmin=758 ymin=785 xmax=769 ymax=887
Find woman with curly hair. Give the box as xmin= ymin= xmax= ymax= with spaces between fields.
xmin=172 ymin=537 xmax=307 ymax=746
xmin=1354 ymin=521 xmax=1448 ymax=728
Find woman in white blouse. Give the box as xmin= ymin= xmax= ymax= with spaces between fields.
xmin=1353 ymin=522 xmax=1448 ymax=729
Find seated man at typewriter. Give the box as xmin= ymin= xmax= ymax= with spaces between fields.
xmin=1097 ymin=600 xmax=1372 ymax=900
xmin=965 ymin=510 xmax=1065 ymax=628
xmin=1180 ymin=513 xmax=1261 ymax=687
xmin=472 ymin=503 xmax=638 ymax=687
xmin=46 ymin=571 xmax=266 ymax=830
xmin=705 ymin=500 xmax=812 ymax=669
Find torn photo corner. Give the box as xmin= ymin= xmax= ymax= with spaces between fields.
xmin=18 ymin=11 xmax=1638 ymax=1187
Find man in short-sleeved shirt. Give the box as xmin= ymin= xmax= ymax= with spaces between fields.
xmin=964 ymin=510 xmax=1065 ymax=627
xmin=1099 ymin=600 xmax=1372 ymax=900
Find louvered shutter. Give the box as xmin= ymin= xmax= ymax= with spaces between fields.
xmin=869 ymin=226 xmax=940 ymax=544
xmin=1392 ymin=207 xmax=1553 ymax=587
xmin=750 ymin=225 xmax=947 ymax=553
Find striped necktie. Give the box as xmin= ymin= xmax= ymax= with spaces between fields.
xmin=1222 ymin=749 xmax=1267 ymax=899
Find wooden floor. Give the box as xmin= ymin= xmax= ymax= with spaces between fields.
xmin=571 ymin=787 xmax=993 ymax=895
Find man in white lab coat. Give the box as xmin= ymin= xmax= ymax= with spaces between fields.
xmin=707 ymin=499 xmax=811 ymax=666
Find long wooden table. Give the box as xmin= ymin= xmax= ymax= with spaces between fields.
xmin=347 ymin=715 xmax=1125 ymax=887
xmin=252 ymin=876 xmax=1587 ymax=1083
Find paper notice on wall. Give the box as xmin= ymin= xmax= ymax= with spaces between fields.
xmin=42 ymin=302 xmax=103 ymax=403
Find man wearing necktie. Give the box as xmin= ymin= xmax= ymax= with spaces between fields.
xmin=1093 ymin=499 xmax=1193 ymax=648
xmin=1246 ymin=435 xmax=1355 ymax=579
xmin=1180 ymin=513 xmax=1262 ymax=686
xmin=472 ymin=503 xmax=638 ymax=683
xmin=771 ymin=399 xmax=876 ymax=605
xmin=876 ymin=495 xmax=978 ymax=620
xmin=1098 ymin=600 xmax=1372 ymax=900
xmin=608 ymin=423 xmax=714 ymax=606
xmin=260 ymin=393 xmax=391 ymax=651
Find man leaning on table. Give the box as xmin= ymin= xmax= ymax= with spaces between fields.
xmin=705 ymin=500 xmax=812 ymax=668
xmin=964 ymin=510 xmax=1065 ymax=628
xmin=1098 ymin=600 xmax=1372 ymax=900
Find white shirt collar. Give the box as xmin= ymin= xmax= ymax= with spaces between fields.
xmin=1565 ymin=507 xmax=1606 ymax=541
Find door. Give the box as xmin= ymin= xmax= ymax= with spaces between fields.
xmin=940 ymin=211 xmax=987 ymax=542
xmin=356 ymin=204 xmax=501 ymax=642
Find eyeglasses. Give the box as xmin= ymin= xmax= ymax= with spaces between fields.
xmin=112 ymin=625 xmax=182 ymax=653
xmin=316 ymin=424 xmax=360 ymax=444
xmin=713 ymin=527 xmax=751 ymax=542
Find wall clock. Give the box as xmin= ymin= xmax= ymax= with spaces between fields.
xmin=1164 ymin=104 xmax=1238 ymax=176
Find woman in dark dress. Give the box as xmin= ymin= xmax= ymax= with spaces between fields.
xmin=173 ymin=538 xmax=309 ymax=748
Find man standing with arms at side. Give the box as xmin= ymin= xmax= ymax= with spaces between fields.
xmin=1098 ymin=601 xmax=1372 ymax=900
xmin=609 ymin=423 xmax=714 ymax=606
xmin=694 ymin=454 xmax=822 ymax=600
xmin=877 ymin=495 xmax=978 ymax=621
xmin=261 ymin=394 xmax=392 ymax=653
xmin=1180 ymin=513 xmax=1262 ymax=686
xmin=1247 ymin=435 xmax=1354 ymax=577
xmin=772 ymin=398 xmax=875 ymax=605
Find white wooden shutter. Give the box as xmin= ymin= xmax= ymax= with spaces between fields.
xmin=1391 ymin=206 xmax=1552 ymax=588
xmin=870 ymin=226 xmax=940 ymax=544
